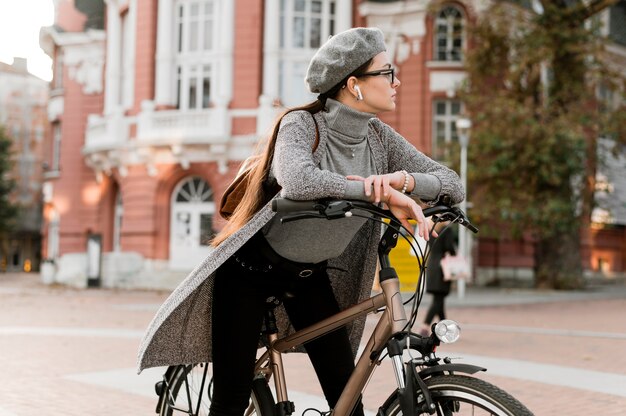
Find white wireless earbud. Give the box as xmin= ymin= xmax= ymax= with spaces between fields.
xmin=354 ymin=85 xmax=363 ymax=101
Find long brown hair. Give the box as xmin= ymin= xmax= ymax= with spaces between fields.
xmin=211 ymin=58 xmax=374 ymax=247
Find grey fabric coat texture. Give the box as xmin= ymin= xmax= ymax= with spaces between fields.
xmin=137 ymin=110 xmax=464 ymax=372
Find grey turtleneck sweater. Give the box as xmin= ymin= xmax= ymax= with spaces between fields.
xmin=263 ymin=100 xmax=373 ymax=263
xmin=263 ymin=99 xmax=442 ymax=263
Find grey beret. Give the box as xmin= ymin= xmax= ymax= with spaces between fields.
xmin=305 ymin=27 xmax=386 ymax=94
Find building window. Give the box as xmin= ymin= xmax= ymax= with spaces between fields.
xmin=432 ymin=99 xmax=462 ymax=160
xmin=173 ymin=177 xmax=215 ymax=243
xmin=609 ymin=1 xmax=626 ymax=46
xmin=278 ymin=0 xmax=336 ymax=107
xmin=53 ymin=50 xmax=63 ymax=91
xmin=175 ymin=0 xmax=217 ymax=110
xmin=434 ymin=6 xmax=465 ymax=62
xmin=175 ymin=177 xmax=214 ymax=203
xmin=51 ymin=123 xmax=61 ymax=173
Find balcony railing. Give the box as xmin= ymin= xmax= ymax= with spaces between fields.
xmin=84 ymin=113 xmax=132 ymax=152
xmin=82 ymin=102 xmax=267 ymax=175
xmin=137 ymin=102 xmax=231 ymax=144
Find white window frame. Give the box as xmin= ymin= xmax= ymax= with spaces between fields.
xmin=173 ymin=0 xmax=219 ymax=110
xmin=278 ymin=0 xmax=337 ymax=107
xmin=51 ymin=123 xmax=62 ymax=173
xmin=433 ymin=5 xmax=465 ymax=62
xmin=53 ymin=50 xmax=64 ymax=91
xmin=155 ymin=0 xmax=233 ymax=108
xmin=104 ymin=0 xmax=136 ymax=114
xmin=432 ymin=99 xmax=462 ymax=160
xmin=263 ymin=0 xmax=351 ymax=109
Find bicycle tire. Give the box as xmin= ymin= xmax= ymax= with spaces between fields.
xmin=158 ymin=363 xmax=275 ymax=416
xmin=379 ymin=374 xmax=534 ymax=416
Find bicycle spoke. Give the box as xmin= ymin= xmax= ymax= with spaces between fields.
xmin=195 ymin=364 xmax=209 ymax=416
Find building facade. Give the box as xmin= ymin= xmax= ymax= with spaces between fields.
xmin=39 ymin=0 xmax=626 ymax=288
xmin=0 ymin=58 xmax=49 ymax=273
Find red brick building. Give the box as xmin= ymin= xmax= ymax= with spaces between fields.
xmin=38 ymin=0 xmax=626 ymax=288
xmin=0 ymin=58 xmax=48 ymax=273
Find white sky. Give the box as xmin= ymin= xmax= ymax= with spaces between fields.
xmin=0 ymin=0 xmax=55 ymax=81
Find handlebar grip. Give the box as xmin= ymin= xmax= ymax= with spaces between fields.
xmin=271 ymin=199 xmax=320 ymax=213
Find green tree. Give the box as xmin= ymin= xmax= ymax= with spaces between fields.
xmin=461 ymin=0 xmax=625 ymax=288
xmin=0 ymin=125 xmax=17 ymax=233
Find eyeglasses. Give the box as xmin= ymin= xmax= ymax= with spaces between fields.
xmin=358 ymin=68 xmax=396 ymax=84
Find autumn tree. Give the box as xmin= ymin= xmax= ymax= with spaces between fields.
xmin=0 ymin=125 xmax=18 ymax=269
xmin=461 ymin=0 xmax=625 ymax=288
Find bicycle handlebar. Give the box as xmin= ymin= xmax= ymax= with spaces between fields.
xmin=271 ymin=198 xmax=478 ymax=233
xmin=271 ymin=199 xmax=320 ymax=213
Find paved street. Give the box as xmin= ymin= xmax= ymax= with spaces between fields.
xmin=1 ymin=272 xmax=625 ymax=415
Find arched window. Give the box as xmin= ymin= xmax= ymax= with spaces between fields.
xmin=170 ymin=177 xmax=215 ymax=269
xmin=175 ymin=176 xmax=214 ymax=203
xmin=434 ymin=6 xmax=465 ymax=62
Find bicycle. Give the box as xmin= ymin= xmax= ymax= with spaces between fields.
xmin=154 ymin=199 xmax=534 ymax=416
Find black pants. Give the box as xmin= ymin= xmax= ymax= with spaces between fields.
xmin=424 ymin=293 xmax=447 ymax=325
xmin=209 ymin=234 xmax=364 ymax=416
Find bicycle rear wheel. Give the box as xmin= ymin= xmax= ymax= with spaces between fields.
xmin=158 ymin=363 xmax=275 ymax=416
xmin=380 ymin=374 xmax=533 ymax=416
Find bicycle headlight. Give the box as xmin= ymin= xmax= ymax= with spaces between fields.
xmin=434 ymin=320 xmax=461 ymax=344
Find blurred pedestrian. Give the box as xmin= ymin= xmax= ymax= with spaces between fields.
xmin=420 ymin=221 xmax=457 ymax=335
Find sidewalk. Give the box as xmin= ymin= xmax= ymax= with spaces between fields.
xmin=1 ymin=272 xmax=625 ymax=415
xmin=442 ymin=282 xmax=626 ymax=307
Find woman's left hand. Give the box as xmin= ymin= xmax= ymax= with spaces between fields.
xmin=384 ymin=189 xmax=435 ymax=240
xmin=347 ymin=172 xmax=408 ymax=203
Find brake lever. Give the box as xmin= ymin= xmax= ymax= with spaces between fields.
xmin=323 ymin=200 xmax=354 ymax=219
xmin=454 ymin=211 xmax=479 ymax=234
xmin=436 ymin=209 xmax=479 ymax=234
xmin=462 ymin=219 xmax=479 ymax=234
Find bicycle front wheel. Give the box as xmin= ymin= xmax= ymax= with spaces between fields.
xmin=380 ymin=374 xmax=533 ymax=416
xmin=158 ymin=363 xmax=275 ymax=416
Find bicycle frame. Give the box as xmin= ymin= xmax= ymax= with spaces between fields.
xmin=154 ymin=201 xmax=515 ymax=416
xmin=155 ymin=201 xmax=534 ymax=416
xmin=253 ymin=241 xmax=410 ymax=416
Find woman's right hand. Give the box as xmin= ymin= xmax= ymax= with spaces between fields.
xmin=346 ymin=171 xmax=409 ymax=203
xmin=384 ymin=189 xmax=433 ymax=240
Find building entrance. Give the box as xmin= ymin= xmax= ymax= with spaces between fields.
xmin=169 ymin=177 xmax=215 ymax=270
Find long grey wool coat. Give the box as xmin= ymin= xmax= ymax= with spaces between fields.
xmin=137 ymin=110 xmax=464 ymax=372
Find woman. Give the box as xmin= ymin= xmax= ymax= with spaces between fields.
xmin=420 ymin=222 xmax=457 ymax=336
xmin=138 ymin=27 xmax=464 ymax=416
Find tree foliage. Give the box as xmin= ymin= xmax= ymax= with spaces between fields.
xmin=0 ymin=125 xmax=17 ymax=233
xmin=460 ymin=1 xmax=625 ymax=288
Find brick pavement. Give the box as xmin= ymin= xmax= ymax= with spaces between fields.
xmin=1 ymin=272 xmax=625 ymax=415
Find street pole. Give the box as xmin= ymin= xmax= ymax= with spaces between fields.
xmin=456 ymin=118 xmax=471 ymax=299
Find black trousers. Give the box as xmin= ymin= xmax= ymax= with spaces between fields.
xmin=424 ymin=293 xmax=447 ymax=325
xmin=209 ymin=234 xmax=364 ymax=416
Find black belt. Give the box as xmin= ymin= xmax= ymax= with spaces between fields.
xmin=237 ymin=232 xmax=327 ymax=278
